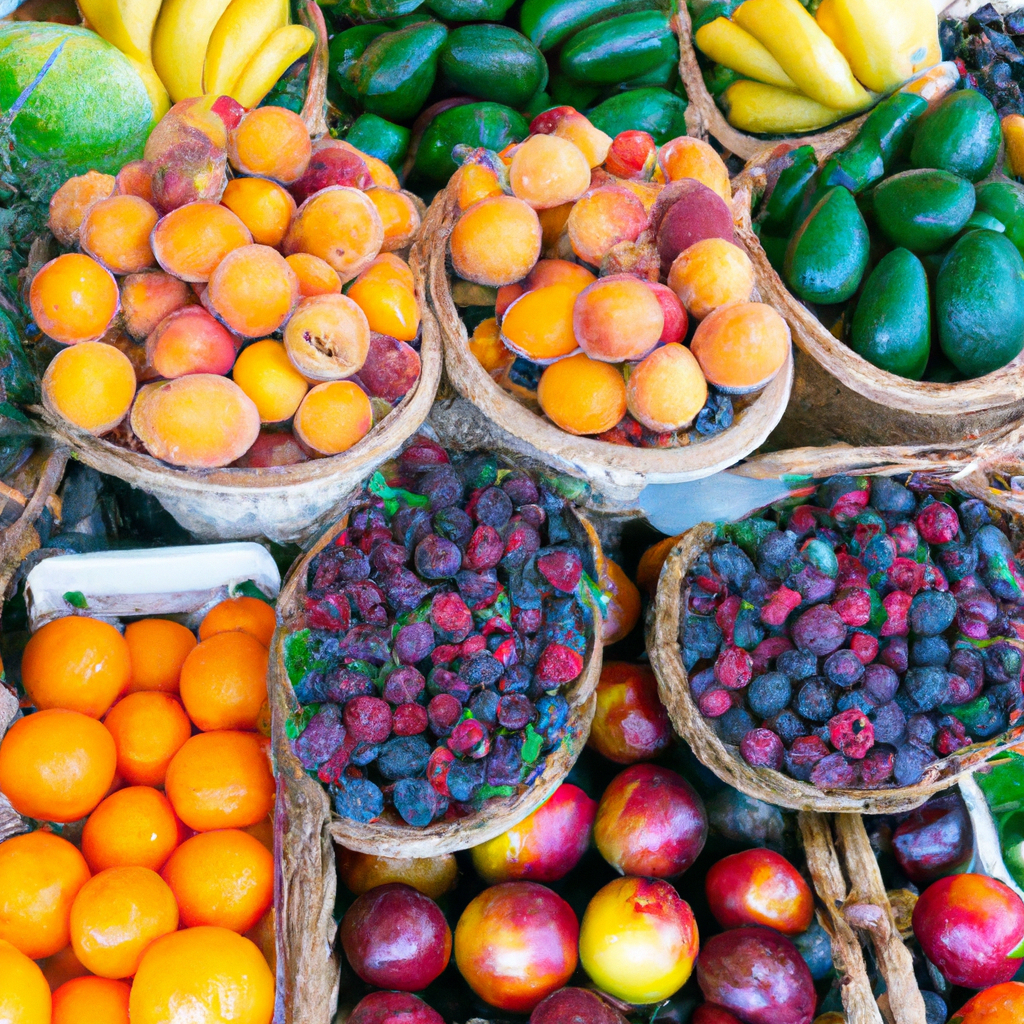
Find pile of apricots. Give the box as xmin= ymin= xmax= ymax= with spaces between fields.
xmin=453 ymin=107 xmax=790 ymax=446
xmin=31 ymin=95 xmax=423 ymax=469
xmin=0 ymin=596 xmax=277 ymax=1024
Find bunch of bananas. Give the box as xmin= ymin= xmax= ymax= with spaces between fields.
xmin=694 ymin=0 xmax=941 ymax=134
xmin=78 ymin=0 xmax=316 ymax=121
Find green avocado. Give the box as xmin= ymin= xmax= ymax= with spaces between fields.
xmin=560 ymin=11 xmax=677 ymax=86
xmin=345 ymin=114 xmax=410 ymax=173
xmin=414 ymin=102 xmax=529 ymax=182
xmin=975 ymin=179 xmax=1024 ymax=259
xmin=426 ymin=0 xmax=516 ymax=19
xmin=439 ymin=25 xmax=547 ymax=109
xmin=587 ymin=87 xmax=688 ymax=145
xmin=520 ymin=0 xmax=663 ymax=52
xmin=936 ymin=230 xmax=1024 ymax=378
xmin=910 ymin=88 xmax=1002 ymax=183
xmin=872 ymin=169 xmax=976 ymax=254
xmin=849 ymin=248 xmax=930 ymax=380
xmin=784 ymin=187 xmax=871 ymax=305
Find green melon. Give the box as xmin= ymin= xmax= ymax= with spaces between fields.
xmin=0 ymin=23 xmax=153 ymax=178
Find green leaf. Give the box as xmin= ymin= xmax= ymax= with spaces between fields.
xmin=476 ymin=784 xmax=515 ymax=802
xmin=521 ymin=723 xmax=543 ymax=764
xmin=62 ymin=591 xmax=87 ymax=609
xmin=283 ymin=629 xmax=313 ymax=687
xmin=228 ymin=580 xmax=274 ymax=604
xmin=367 ymin=470 xmax=430 ymax=515
xmin=285 ymin=703 xmax=318 ymax=741
xmin=1009 ymin=934 xmax=1024 ymax=959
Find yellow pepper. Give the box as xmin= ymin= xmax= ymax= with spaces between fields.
xmin=694 ymin=17 xmax=796 ymax=89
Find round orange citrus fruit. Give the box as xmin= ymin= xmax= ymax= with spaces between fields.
xmin=103 ymin=691 xmax=192 ymax=787
xmin=81 ymin=786 xmax=182 ymax=873
xmin=199 ymin=596 xmax=276 ymax=647
xmin=52 ymin=975 xmax=130 ymax=1024
xmin=124 ymin=618 xmax=197 ymax=694
xmin=178 ymin=630 xmax=269 ymax=732
xmin=0 ymin=938 xmax=51 ymax=1024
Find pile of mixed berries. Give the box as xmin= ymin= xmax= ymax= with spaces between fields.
xmin=683 ymin=475 xmax=1024 ymax=790
xmin=285 ymin=437 xmax=595 ymax=826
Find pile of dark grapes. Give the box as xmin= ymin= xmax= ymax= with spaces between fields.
xmin=942 ymin=5 xmax=1024 ymax=119
xmin=683 ymin=475 xmax=1024 ymax=789
xmin=285 ymin=436 xmax=595 ymax=826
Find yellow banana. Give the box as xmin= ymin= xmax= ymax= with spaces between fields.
xmin=153 ymin=0 xmax=235 ymax=103
xmin=721 ymin=80 xmax=842 ymax=133
xmin=204 ymin=0 xmax=290 ymax=97
xmin=821 ymin=0 xmax=940 ymax=94
xmin=229 ymin=24 xmax=316 ymax=109
xmin=128 ymin=56 xmax=171 ymax=120
xmin=733 ymin=0 xmax=872 ymax=112
xmin=695 ymin=17 xmax=796 ymax=89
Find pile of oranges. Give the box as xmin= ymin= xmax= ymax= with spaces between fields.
xmin=32 ymin=95 xmax=423 ymax=470
xmin=0 ymin=596 xmax=278 ymax=1024
xmin=455 ymin=108 xmax=790 ymax=446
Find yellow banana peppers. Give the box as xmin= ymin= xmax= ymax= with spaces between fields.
xmin=230 ymin=25 xmax=316 ymax=109
xmin=204 ymin=0 xmax=290 ymax=97
xmin=153 ymin=0 xmax=235 ymax=102
xmin=694 ymin=17 xmax=796 ymax=89
xmin=721 ymin=80 xmax=842 ymax=133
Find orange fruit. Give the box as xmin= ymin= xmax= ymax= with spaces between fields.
xmin=165 ymin=731 xmax=274 ymax=832
xmin=52 ymin=976 xmax=130 ymax=1024
xmin=81 ymin=786 xmax=182 ymax=873
xmin=162 ymin=829 xmax=274 ymax=933
xmin=70 ymin=866 xmax=179 ymax=979
xmin=21 ymin=616 xmax=131 ymax=718
xmin=0 ymin=831 xmax=91 ymax=959
xmin=130 ymin=925 xmax=274 ymax=1024
xmin=0 ymin=709 xmax=116 ymax=823
xmin=124 ymin=619 xmax=197 ymax=694
xmin=178 ymin=631 xmax=269 ymax=732
xmin=0 ymin=938 xmax=51 ymax=1024
xmin=103 ymin=692 xmax=192 ymax=787
xmin=198 ymin=596 xmax=276 ymax=647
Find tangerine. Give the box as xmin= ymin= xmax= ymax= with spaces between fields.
xmin=80 ymin=786 xmax=182 ymax=873
xmin=179 ymin=631 xmax=269 ymax=732
xmin=0 ymin=939 xmax=51 ymax=1024
xmin=103 ymin=692 xmax=192 ymax=787
xmin=52 ymin=976 xmax=130 ymax=1024
xmin=199 ymin=596 xmax=276 ymax=647
xmin=123 ymin=618 xmax=197 ymax=694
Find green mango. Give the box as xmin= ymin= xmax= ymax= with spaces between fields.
xmin=819 ymin=136 xmax=884 ymax=195
xmin=784 ymin=187 xmax=870 ymax=305
xmin=612 ymin=56 xmax=678 ymax=92
xmin=872 ymin=169 xmax=976 ymax=254
xmin=549 ymin=71 xmax=602 ymax=109
xmin=426 ymin=0 xmax=516 ymax=19
xmin=937 ymin=230 xmax=1024 ymax=378
xmin=439 ymin=25 xmax=547 ymax=109
xmin=963 ymin=211 xmax=1006 ymax=233
xmin=910 ymin=88 xmax=1002 ymax=184
xmin=414 ymin=101 xmax=528 ymax=182
xmin=587 ymin=87 xmax=687 ymax=145
xmin=856 ymin=91 xmax=928 ymax=168
xmin=333 ymin=0 xmax=426 ymax=16
xmin=340 ymin=22 xmax=448 ymax=123
xmin=520 ymin=0 xmax=663 ymax=52
xmin=755 ymin=227 xmax=789 ymax=275
xmin=560 ymin=11 xmax=676 ymax=86
xmin=849 ymin=248 xmax=930 ymax=380
xmin=762 ymin=145 xmax=817 ymax=233
xmin=329 ymin=25 xmax=388 ymax=76
xmin=345 ymin=114 xmax=410 ymax=173
xmin=691 ymin=0 xmax=743 ymax=31
xmin=975 ymin=179 xmax=1024 ymax=259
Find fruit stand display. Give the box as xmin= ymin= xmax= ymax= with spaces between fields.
xmin=7 ymin=1 xmax=1024 ymax=1024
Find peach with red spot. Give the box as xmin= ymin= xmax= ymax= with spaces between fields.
xmin=589 ymin=662 xmax=672 ymax=765
xmin=606 ymin=130 xmax=657 ymax=180
xmin=705 ymin=848 xmax=814 ymax=935
xmin=954 ymin=981 xmax=1024 ymax=1023
xmin=573 ymin=274 xmax=663 ymax=363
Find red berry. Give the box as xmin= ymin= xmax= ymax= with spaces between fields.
xmin=760 ymin=586 xmax=802 ymax=627
xmin=537 ymin=550 xmax=583 ymax=593
xmin=828 ymin=708 xmax=874 ymax=759
xmin=880 ymin=590 xmax=912 ymax=637
xmin=740 ymin=728 xmax=784 ymax=770
xmin=832 ymin=587 xmax=871 ymax=628
xmin=714 ymin=646 xmax=753 ymax=690
xmin=449 ymin=718 xmax=490 ymax=760
xmin=343 ymin=696 xmax=393 ymax=745
xmin=917 ymin=501 xmax=959 ymax=544
xmin=536 ymin=643 xmax=584 ymax=685
xmin=699 ymin=688 xmax=733 ymax=717
xmin=849 ymin=632 xmax=879 ymax=665
xmin=393 ymin=702 xmax=428 ymax=737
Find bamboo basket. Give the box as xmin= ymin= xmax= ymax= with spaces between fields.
xmin=427 ymin=179 xmax=794 ymax=510
xmin=648 ymin=433 xmax=1024 ymax=816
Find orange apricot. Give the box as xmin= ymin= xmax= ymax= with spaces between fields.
xmin=283 ymin=186 xmax=384 ymax=284
xmin=470 ymin=317 xmax=514 ymax=377
xmin=362 ymin=152 xmax=402 ymax=190
xmin=228 ymin=107 xmax=312 ymax=185
xmin=115 ymin=160 xmax=155 ymax=203
xmin=232 ymin=339 xmax=309 ymax=423
xmin=573 ymin=275 xmax=663 ymax=362
xmin=48 ymin=171 xmax=115 ymax=245
xmin=496 ymin=283 xmax=524 ymax=319
xmin=121 ymin=272 xmax=192 ymax=340
xmin=366 ymin=187 xmax=422 ymax=252
xmin=130 ymin=375 xmax=261 ymax=468
xmin=553 ymin=113 xmax=613 ymax=168
xmin=30 ymin=254 xmax=119 ymax=344
xmin=658 ymin=137 xmax=731 ymax=202
xmin=286 ymin=253 xmax=342 ymax=297
xmin=510 ymin=134 xmax=591 ymax=210
xmin=179 ymin=630 xmax=269 ymax=732
xmin=151 ymin=202 xmax=252 ymax=282
xmin=221 ymin=177 xmax=297 ymax=248
xmin=450 ymin=195 xmax=542 ymax=287
xmin=79 ymin=195 xmax=158 ymax=274
xmin=146 ymin=306 xmax=238 ymax=378
xmin=282 ymin=294 xmax=370 ymax=381
xmin=690 ymin=301 xmax=790 ymax=394
xmin=362 ymin=253 xmax=415 ymax=291
xmin=206 ymin=244 xmax=299 ymax=338
xmin=293 ymin=380 xmax=373 ymax=456
xmin=525 ymin=259 xmax=595 ymax=295
xmin=626 ymin=343 xmax=708 ymax=432
xmin=144 ymin=103 xmax=229 ymax=211
xmin=567 ymin=186 xmax=648 ymax=267
xmin=538 ymin=352 xmax=627 ymax=435
xmin=42 ymin=341 xmax=136 ymax=435
xmin=80 ymin=786 xmax=183 ymax=873
xmin=347 ymin=270 xmax=419 ymax=343
xmin=500 ymin=285 xmax=580 ymax=363
xmin=457 ymin=163 xmax=503 ymax=210
xmin=667 ymin=238 xmax=754 ymax=320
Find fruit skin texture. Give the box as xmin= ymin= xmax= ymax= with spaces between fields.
xmin=129 ymin=925 xmax=274 ymax=1024
xmin=30 ymin=254 xmax=119 ymax=345
xmin=626 ymin=343 xmax=708 ymax=432
xmin=953 ymin=981 xmax=1024 ymax=1024
xmin=0 ymin=938 xmax=51 ymax=1024
xmin=80 ymin=786 xmax=182 ymax=873
xmin=471 ymin=783 xmax=597 ymax=884
xmin=0 ymin=831 xmax=91 ymax=960
xmin=595 ymin=764 xmax=708 ymax=878
xmin=589 ymin=662 xmax=672 ymax=764
xmin=912 ymin=874 xmax=1024 ymax=989
xmin=199 ymin=595 xmax=276 ymax=648
xmin=450 ymin=195 xmax=542 ymax=287
xmin=178 ymin=629 xmax=269 ymax=732
xmin=124 ymin=618 xmax=196 ymax=694
xmin=42 ymin=340 xmax=137 ymax=437
xmin=911 ymin=89 xmax=1002 ymax=184
xmin=872 ymin=169 xmax=976 ymax=255
xmin=690 ymin=302 xmax=790 ymax=394
xmin=337 ymin=850 xmax=458 ymax=900
xmin=704 ymin=848 xmax=814 ymax=935
xmin=103 ymin=691 xmax=192 ymax=787
xmin=579 ymin=876 xmax=699 ymax=1004
xmin=21 ymin=615 xmax=131 ymax=719
xmin=348 ymin=991 xmax=444 ymax=1024
xmin=696 ymin=926 xmax=816 ymax=1024
xmin=0 ymin=709 xmax=116 ymax=823
xmin=52 ymin=975 xmax=130 ymax=1024
xmin=454 ymin=881 xmax=579 ymax=1012
xmin=341 ymin=883 xmax=451 ymax=991
xmin=537 ymin=353 xmax=627 ymax=436
xmin=529 ymin=987 xmax=629 ymax=1024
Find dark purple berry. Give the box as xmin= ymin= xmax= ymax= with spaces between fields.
xmin=473 ymin=486 xmax=513 ymax=529
xmin=432 ymin=506 xmax=474 ymax=547
xmin=414 ymin=534 xmax=462 ymax=579
xmin=498 ymin=664 xmax=532 ymax=694
xmin=716 ymin=708 xmax=755 ymax=745
xmin=795 ymin=678 xmax=838 ymax=723
xmin=333 ymin=776 xmax=384 ymax=822
xmin=370 ymin=540 xmax=408 ymax=575
xmin=870 ymin=476 xmax=915 ymax=513
xmin=787 ymin=564 xmax=836 ymax=605
xmin=956 ymin=587 xmax=999 ymax=639
xmin=837 ymin=689 xmax=875 ymax=715
xmin=917 ymin=501 xmax=960 ymax=545
xmin=785 ymin=735 xmax=829 ymax=782
xmin=469 ymin=688 xmax=499 ymax=724
xmin=463 ymin=525 xmax=504 ymax=571
xmin=863 ymin=664 xmax=899 ymax=704
xmin=733 ymin=606 xmax=765 ymax=651
xmin=777 ymin=649 xmax=818 ymax=681
xmin=485 ymin=735 xmax=524 ymax=786
xmin=502 ymin=473 xmax=539 ymax=507
xmin=869 ymin=701 xmax=907 ymax=746
xmin=500 ymin=521 xmax=541 ymax=570
xmin=740 ymin=728 xmax=784 ymax=770
xmin=496 ymin=693 xmax=535 ymax=730
xmin=400 ymin=436 xmax=449 ymax=472
xmin=909 ymin=590 xmax=957 ymax=636
xmin=394 ymin=621 xmax=435 ymax=665
xmin=791 ymin=605 xmax=847 ymax=656
xmin=459 ymin=652 xmax=503 ymax=688
xmin=456 ymin=569 xmax=500 ymax=609
xmin=427 ymin=693 xmax=463 ymax=735
xmin=880 ymin=636 xmax=909 ymax=673
xmin=911 ymin=636 xmax=950 ymax=667
xmin=902 ymin=667 xmax=948 ymax=713
xmin=324 ymin=668 xmax=376 ymax=704
xmin=894 ymin=743 xmax=936 ymax=786
xmin=419 ymin=467 xmax=463 ymax=510
xmin=829 ymin=708 xmax=874 ymax=758
xmin=393 ymin=778 xmax=445 ymax=826
xmin=757 ymin=530 xmax=800 ymax=580
xmin=862 ymin=534 xmax=897 ymax=574
xmin=343 ymin=581 xmax=389 ymax=625
xmin=985 ymin=641 xmax=1022 ymax=685
xmin=378 ymin=735 xmax=433 ymax=780
xmin=294 ymin=704 xmax=346 ymax=771
xmin=747 ymin=672 xmax=792 ymax=718
xmin=860 ymin=746 xmax=895 ymax=787
xmin=810 ymin=752 xmax=858 ymax=789
xmin=959 ymin=498 xmax=991 ymax=537
xmin=392 ymin=507 xmax=433 ymax=551
xmin=393 ymin=703 xmax=428 ymax=736
xmin=711 ymin=543 xmax=756 ymax=590
xmin=343 ymin=696 xmax=392 ymax=745
xmin=751 ymin=637 xmax=794 ymax=674
xmin=350 ymin=741 xmax=382 ymax=766
xmin=766 ymin=709 xmax=808 ymax=744
xmin=823 ymin=649 xmax=865 ymax=689
xmin=447 ymin=760 xmax=485 ymax=802
xmin=339 ymin=625 xmax=392 ymax=664
xmin=380 ymin=568 xmax=430 ymax=613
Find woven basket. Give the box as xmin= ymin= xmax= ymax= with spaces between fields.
xmin=427 ymin=179 xmax=794 ymax=510
xmin=648 ymin=434 xmax=1024 ymax=815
